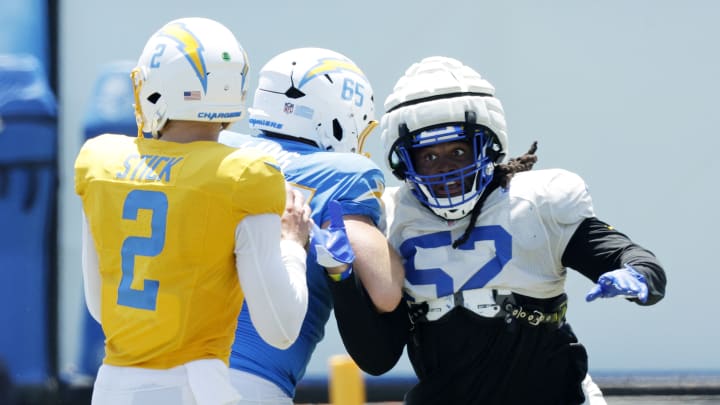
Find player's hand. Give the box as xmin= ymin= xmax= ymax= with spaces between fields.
xmin=311 ymin=200 xmax=355 ymax=269
xmin=281 ymin=185 xmax=312 ymax=247
xmin=586 ymin=264 xmax=648 ymax=303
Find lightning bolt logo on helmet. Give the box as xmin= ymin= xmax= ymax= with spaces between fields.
xmin=159 ymin=22 xmax=208 ymax=93
xmin=298 ymin=57 xmax=367 ymax=89
xmin=132 ymin=17 xmax=248 ymax=137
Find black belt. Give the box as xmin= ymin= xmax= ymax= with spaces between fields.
xmin=501 ymin=297 xmax=567 ymax=327
xmin=409 ymin=290 xmax=567 ymax=328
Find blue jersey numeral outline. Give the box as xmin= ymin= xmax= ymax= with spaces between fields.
xmin=399 ymin=225 xmax=512 ymax=298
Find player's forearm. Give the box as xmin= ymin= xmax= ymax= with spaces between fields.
xmin=236 ymin=215 xmax=308 ymax=349
xmin=265 ymin=240 xmax=308 ymax=342
xmin=563 ymin=217 xmax=666 ymax=305
xmin=346 ymin=219 xmax=404 ymax=312
xmin=328 ymin=272 xmax=409 ymax=375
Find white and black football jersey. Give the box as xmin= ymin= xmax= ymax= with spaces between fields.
xmin=385 ymin=169 xmax=595 ymax=303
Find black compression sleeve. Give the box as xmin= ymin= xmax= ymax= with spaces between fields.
xmin=562 ymin=217 xmax=666 ymax=306
xmin=327 ymin=272 xmax=410 ymax=375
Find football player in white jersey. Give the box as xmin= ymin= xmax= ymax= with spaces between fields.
xmin=328 ymin=56 xmax=666 ymax=404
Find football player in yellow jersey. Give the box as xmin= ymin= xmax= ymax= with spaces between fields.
xmin=74 ymin=17 xmax=311 ymax=405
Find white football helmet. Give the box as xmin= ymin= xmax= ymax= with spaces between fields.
xmin=131 ymin=17 xmax=249 ymax=137
xmin=248 ymin=47 xmax=376 ymax=153
xmin=380 ymin=56 xmax=508 ymax=220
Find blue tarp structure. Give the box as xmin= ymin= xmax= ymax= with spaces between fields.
xmin=76 ymin=60 xmax=137 ymax=379
xmin=0 ymin=53 xmax=58 ymax=387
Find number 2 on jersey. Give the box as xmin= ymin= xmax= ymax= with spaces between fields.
xmin=117 ymin=190 xmax=167 ymax=310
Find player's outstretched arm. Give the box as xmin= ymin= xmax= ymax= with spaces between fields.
xmin=312 ymin=200 xmax=404 ymax=313
xmin=344 ymin=218 xmax=404 ymax=313
xmin=563 ymin=217 xmax=666 ymax=306
xmin=311 ymin=201 xmax=409 ymax=374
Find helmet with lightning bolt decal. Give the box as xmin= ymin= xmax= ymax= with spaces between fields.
xmin=248 ymin=47 xmax=377 ymax=154
xmin=131 ymin=17 xmax=249 ymax=137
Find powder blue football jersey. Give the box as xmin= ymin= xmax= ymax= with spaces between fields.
xmin=220 ymin=131 xmax=385 ymax=397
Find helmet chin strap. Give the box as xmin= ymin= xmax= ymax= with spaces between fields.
xmin=357 ymin=120 xmax=379 ymax=157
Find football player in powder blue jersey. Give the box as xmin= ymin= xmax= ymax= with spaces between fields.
xmin=219 ymin=47 xmax=404 ymax=404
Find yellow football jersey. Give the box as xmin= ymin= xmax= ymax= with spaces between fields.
xmin=74 ymin=134 xmax=286 ymax=369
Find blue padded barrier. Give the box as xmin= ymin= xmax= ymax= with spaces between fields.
xmin=0 ymin=53 xmax=58 ymax=387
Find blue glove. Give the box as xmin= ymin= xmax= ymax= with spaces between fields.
xmin=310 ymin=200 xmax=355 ymax=268
xmin=586 ymin=264 xmax=649 ymax=303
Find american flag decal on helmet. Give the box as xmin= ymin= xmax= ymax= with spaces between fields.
xmin=184 ymin=90 xmax=201 ymax=100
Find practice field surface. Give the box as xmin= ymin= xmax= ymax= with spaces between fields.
xmin=608 ymin=396 xmax=720 ymax=404
xmin=297 ymin=398 xmax=720 ymax=405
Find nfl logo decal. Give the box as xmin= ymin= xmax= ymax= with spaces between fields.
xmin=284 ymin=102 xmax=294 ymax=114
xmin=184 ymin=90 xmax=201 ymax=100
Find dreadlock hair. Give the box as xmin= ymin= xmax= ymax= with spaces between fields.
xmin=451 ymin=141 xmax=539 ymax=249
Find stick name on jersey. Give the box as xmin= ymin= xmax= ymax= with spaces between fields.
xmin=116 ymin=154 xmax=184 ymax=183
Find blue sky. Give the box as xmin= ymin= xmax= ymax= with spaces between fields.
xmin=45 ymin=0 xmax=720 ymax=376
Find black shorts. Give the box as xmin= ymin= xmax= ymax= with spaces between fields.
xmin=404 ymin=306 xmax=588 ymax=405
